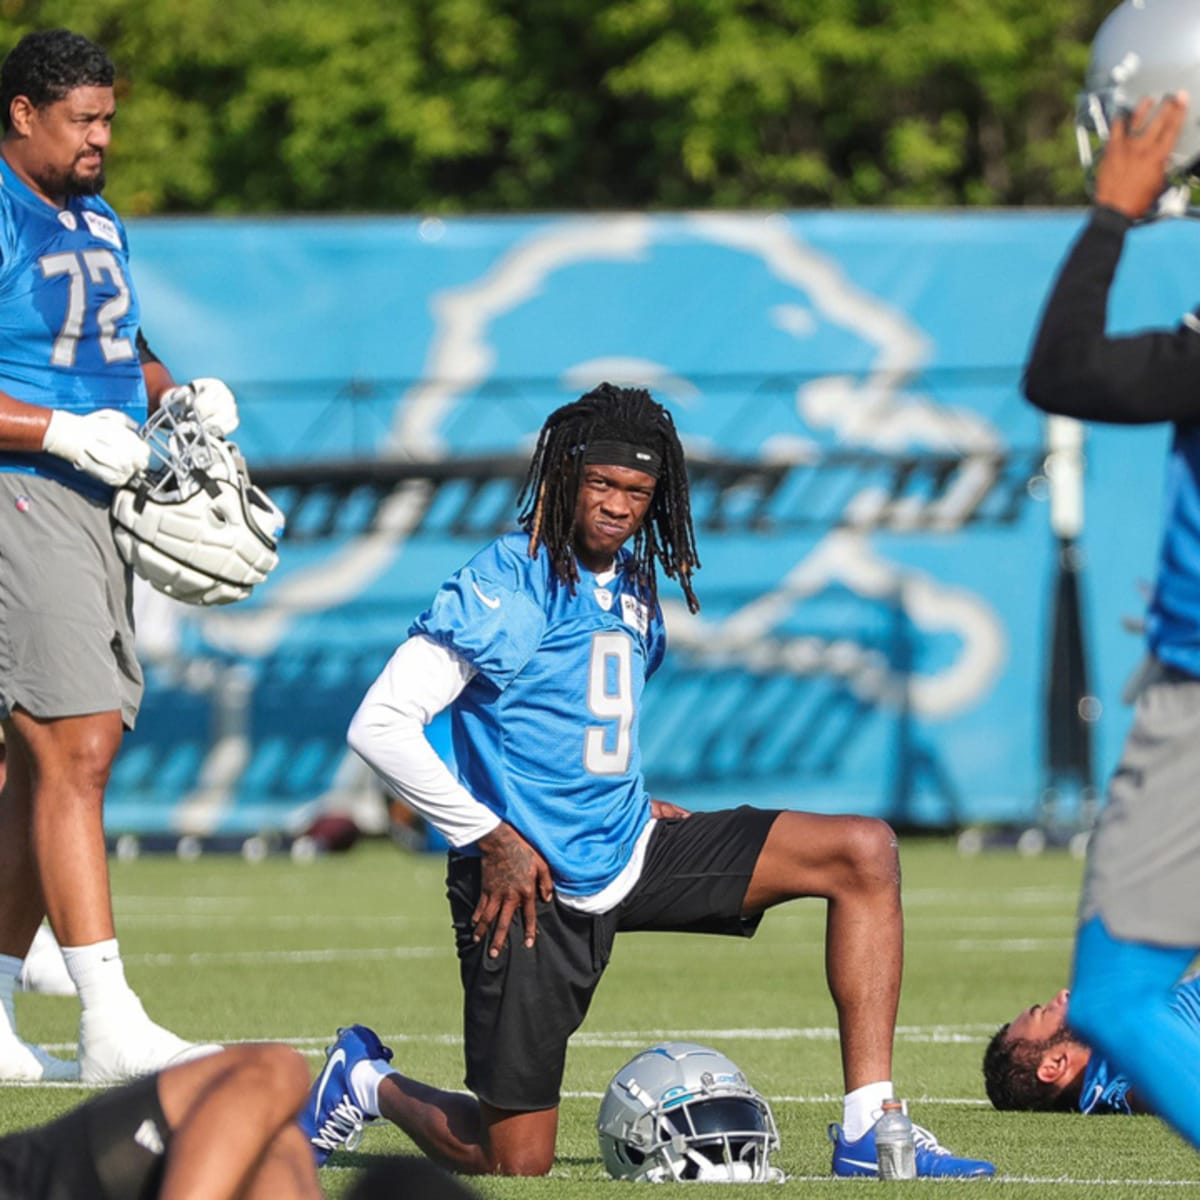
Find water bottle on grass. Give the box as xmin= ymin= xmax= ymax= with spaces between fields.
xmin=875 ymin=1098 xmax=916 ymax=1180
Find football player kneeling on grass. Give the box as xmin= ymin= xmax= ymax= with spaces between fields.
xmin=298 ymin=385 xmax=994 ymax=1180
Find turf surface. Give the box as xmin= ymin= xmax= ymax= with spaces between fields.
xmin=2 ymin=837 xmax=1198 ymax=1197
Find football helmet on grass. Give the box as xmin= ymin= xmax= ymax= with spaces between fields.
xmin=597 ymin=1041 xmax=783 ymax=1183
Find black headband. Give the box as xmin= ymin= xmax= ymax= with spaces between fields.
xmin=580 ymin=439 xmax=662 ymax=478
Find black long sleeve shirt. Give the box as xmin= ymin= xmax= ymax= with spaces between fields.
xmin=1024 ymin=206 xmax=1200 ymax=425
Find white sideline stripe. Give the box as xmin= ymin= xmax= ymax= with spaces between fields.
xmin=36 ymin=1023 xmax=995 ymax=1055
xmin=772 ymin=1176 xmax=1195 ymax=1185
xmin=111 ymin=935 xmax=1066 ymax=957
xmin=122 ymin=947 xmax=442 ymax=967
xmin=112 ymin=915 xmax=422 ymax=928
xmin=903 ymin=887 xmax=1078 ymax=906
xmin=946 ymin=937 xmax=1073 ymax=952
xmin=561 ymin=1089 xmax=990 ymax=1106
xmin=0 ymin=1074 xmax=991 ymax=1110
xmin=320 ymin=1165 xmax=1200 ymax=1188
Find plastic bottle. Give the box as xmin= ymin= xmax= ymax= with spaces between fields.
xmin=874 ymin=1098 xmax=916 ymax=1180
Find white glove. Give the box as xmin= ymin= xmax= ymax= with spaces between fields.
xmin=41 ymin=409 xmax=150 ymax=486
xmin=161 ymin=378 xmax=239 ymax=437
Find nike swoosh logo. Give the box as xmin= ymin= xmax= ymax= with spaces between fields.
xmin=840 ymin=1158 xmax=879 ymax=1172
xmin=471 ymin=581 xmax=501 ymax=609
xmin=313 ymin=1048 xmax=347 ymax=1118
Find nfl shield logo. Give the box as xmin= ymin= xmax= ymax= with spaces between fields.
xmin=594 ymin=588 xmax=614 ymax=611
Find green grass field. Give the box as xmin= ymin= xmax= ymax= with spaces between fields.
xmin=2 ymin=837 xmax=1198 ymax=1197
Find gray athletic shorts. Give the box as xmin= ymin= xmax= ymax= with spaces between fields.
xmin=0 ymin=473 xmax=143 ymax=728
xmin=1080 ymin=656 xmax=1200 ymax=946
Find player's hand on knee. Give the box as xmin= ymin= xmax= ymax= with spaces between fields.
xmin=42 ymin=408 xmax=151 ymax=486
xmin=475 ymin=823 xmax=554 ymax=956
xmin=161 ymin=377 xmax=239 ymax=436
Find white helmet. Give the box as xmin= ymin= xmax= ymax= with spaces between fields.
xmin=596 ymin=1042 xmax=783 ymax=1183
xmin=111 ymin=396 xmax=284 ymax=606
xmin=1077 ymin=0 xmax=1200 ymax=217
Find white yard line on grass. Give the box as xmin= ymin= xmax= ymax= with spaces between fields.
xmin=121 ymin=946 xmax=443 ymax=966
xmin=114 ymin=914 xmax=422 ymax=927
xmin=319 ymin=1165 xmax=1200 ymax=1187
xmin=942 ymin=937 xmax=1074 ymax=952
xmin=34 ymin=1022 xmax=995 ymax=1054
xmin=778 ymin=1177 xmax=1200 ymax=1188
xmin=560 ymin=1089 xmax=991 ymax=1106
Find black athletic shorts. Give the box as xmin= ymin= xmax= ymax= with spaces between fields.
xmin=0 ymin=1074 xmax=169 ymax=1200
xmin=447 ymin=805 xmax=781 ymax=1112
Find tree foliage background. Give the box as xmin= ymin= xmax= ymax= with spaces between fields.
xmin=0 ymin=0 xmax=1117 ymax=214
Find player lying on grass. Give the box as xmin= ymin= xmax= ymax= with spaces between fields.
xmin=984 ymin=977 xmax=1200 ymax=1114
xmin=301 ymin=384 xmax=994 ymax=1179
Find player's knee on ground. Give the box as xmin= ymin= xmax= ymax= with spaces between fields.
xmin=482 ymin=1123 xmax=556 ymax=1177
xmin=487 ymin=1146 xmax=554 ymax=1177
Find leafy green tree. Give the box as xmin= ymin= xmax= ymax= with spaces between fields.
xmin=0 ymin=0 xmax=1119 ymax=213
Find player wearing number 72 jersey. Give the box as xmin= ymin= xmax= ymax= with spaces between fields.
xmin=0 ymin=30 xmax=235 ymax=1084
xmin=306 ymin=383 xmax=993 ymax=1180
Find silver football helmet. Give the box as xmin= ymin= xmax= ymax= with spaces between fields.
xmin=1077 ymin=0 xmax=1200 ymax=218
xmin=597 ymin=1042 xmax=783 ymax=1183
xmin=111 ymin=395 xmax=284 ymax=605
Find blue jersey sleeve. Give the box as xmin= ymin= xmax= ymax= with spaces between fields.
xmin=410 ymin=540 xmax=548 ymax=689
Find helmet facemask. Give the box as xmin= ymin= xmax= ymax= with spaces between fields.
xmin=111 ymin=395 xmax=284 ymax=606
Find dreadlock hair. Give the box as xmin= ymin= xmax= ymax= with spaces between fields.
xmin=981 ymin=1022 xmax=1079 ymax=1112
xmin=517 ymin=382 xmax=701 ymax=614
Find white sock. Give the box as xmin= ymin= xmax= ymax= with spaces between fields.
xmin=0 ymin=955 xmax=19 ymax=1038
xmin=62 ymin=939 xmax=139 ymax=1013
xmin=843 ymin=1081 xmax=895 ymax=1142
xmin=349 ymin=1058 xmax=396 ymax=1118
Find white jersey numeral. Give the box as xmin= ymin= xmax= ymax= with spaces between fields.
xmin=584 ymin=631 xmax=634 ymax=776
xmin=39 ymin=249 xmax=134 ymax=367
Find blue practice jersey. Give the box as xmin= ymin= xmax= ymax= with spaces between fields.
xmin=1079 ymin=975 xmax=1200 ymax=1115
xmin=410 ymin=531 xmax=666 ymax=898
xmin=1146 ymin=428 xmax=1200 ymax=677
xmin=0 ymin=155 xmax=147 ymax=502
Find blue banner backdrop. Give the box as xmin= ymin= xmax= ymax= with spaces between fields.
xmin=107 ymin=210 xmax=1191 ymax=836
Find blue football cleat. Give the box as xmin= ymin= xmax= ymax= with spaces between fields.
xmin=829 ymin=1115 xmax=995 ymax=1178
xmin=299 ymin=1024 xmax=394 ymax=1166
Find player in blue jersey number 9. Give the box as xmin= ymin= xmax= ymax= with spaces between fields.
xmin=0 ymin=31 xmax=238 ymax=1084
xmin=301 ymin=384 xmax=995 ymax=1180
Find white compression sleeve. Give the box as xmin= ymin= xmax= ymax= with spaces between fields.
xmin=347 ymin=634 xmax=500 ymax=847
